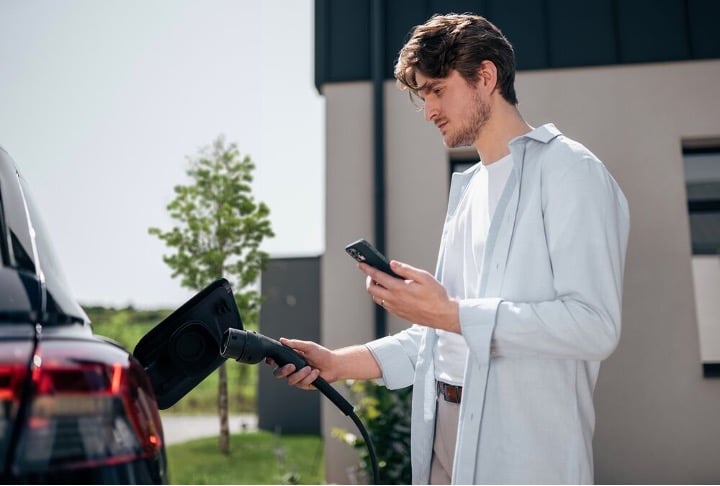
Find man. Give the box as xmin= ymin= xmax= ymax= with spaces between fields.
xmin=272 ymin=13 xmax=630 ymax=484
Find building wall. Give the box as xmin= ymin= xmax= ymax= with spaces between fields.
xmin=321 ymin=82 xmax=377 ymax=480
xmin=322 ymin=59 xmax=720 ymax=483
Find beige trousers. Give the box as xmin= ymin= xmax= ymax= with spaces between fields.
xmin=429 ymin=397 xmax=461 ymax=485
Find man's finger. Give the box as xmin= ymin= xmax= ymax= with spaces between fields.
xmin=358 ymin=262 xmax=401 ymax=288
xmin=286 ymin=365 xmax=315 ymax=386
xmin=390 ymin=260 xmax=426 ymax=281
xmin=298 ymin=368 xmax=321 ymax=388
xmin=273 ymin=363 xmax=296 ymax=378
xmin=279 ymin=337 xmax=314 ymax=354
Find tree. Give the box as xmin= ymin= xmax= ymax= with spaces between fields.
xmin=149 ymin=135 xmax=274 ymax=454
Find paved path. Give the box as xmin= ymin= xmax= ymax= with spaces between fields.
xmin=160 ymin=414 xmax=258 ymax=445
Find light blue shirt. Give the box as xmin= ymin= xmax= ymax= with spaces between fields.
xmin=366 ymin=124 xmax=630 ymax=484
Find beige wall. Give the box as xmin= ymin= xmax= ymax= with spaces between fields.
xmin=321 ymin=82 xmax=377 ymax=482
xmin=322 ymin=59 xmax=720 ymax=483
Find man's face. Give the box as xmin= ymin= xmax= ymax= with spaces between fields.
xmin=415 ymin=70 xmax=490 ymax=148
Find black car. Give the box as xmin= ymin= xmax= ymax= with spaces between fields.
xmin=0 ymin=146 xmax=168 ymax=483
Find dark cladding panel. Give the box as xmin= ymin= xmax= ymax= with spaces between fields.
xmin=429 ymin=0 xmax=486 ymax=16
xmin=258 ymin=257 xmax=321 ymax=434
xmin=616 ymin=0 xmax=689 ymax=63
xmin=315 ymin=0 xmax=720 ymax=90
xmin=314 ymin=0 xmax=328 ymax=92
xmin=486 ymin=0 xmax=549 ymax=70
xmin=318 ymin=0 xmax=372 ymax=84
xmin=547 ymin=0 xmax=617 ymax=67
xmin=688 ymin=0 xmax=720 ymax=59
xmin=384 ymin=0 xmax=432 ymax=78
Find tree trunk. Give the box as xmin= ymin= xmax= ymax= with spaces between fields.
xmin=218 ymin=362 xmax=230 ymax=454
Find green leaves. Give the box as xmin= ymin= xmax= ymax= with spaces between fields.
xmin=332 ymin=380 xmax=412 ymax=484
xmin=148 ymin=135 xmax=274 ymax=330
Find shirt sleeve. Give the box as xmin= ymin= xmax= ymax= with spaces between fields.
xmin=364 ymin=324 xmax=426 ymax=389
xmin=461 ymin=153 xmax=630 ymax=365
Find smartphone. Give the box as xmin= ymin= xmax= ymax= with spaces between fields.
xmin=345 ymin=238 xmax=402 ymax=279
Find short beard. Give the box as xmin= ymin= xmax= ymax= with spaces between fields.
xmin=445 ymin=91 xmax=491 ymax=148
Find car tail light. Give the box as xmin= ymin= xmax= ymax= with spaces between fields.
xmin=0 ymin=340 xmax=34 ymax=471
xmin=12 ymin=339 xmax=164 ymax=474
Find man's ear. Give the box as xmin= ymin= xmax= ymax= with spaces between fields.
xmin=477 ymin=60 xmax=498 ymax=94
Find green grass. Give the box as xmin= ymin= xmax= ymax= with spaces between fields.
xmin=166 ymin=431 xmax=324 ymax=484
xmin=85 ymin=305 xmax=258 ymax=413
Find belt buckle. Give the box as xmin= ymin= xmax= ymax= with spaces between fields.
xmin=437 ymin=381 xmax=462 ymax=404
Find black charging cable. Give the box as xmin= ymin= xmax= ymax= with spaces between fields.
xmin=221 ymin=328 xmax=380 ymax=485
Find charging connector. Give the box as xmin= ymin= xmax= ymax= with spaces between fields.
xmin=221 ymin=328 xmax=380 ymax=484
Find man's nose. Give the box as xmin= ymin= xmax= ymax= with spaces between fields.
xmin=424 ymin=101 xmax=438 ymax=122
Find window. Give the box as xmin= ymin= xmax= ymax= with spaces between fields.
xmin=683 ymin=144 xmax=720 ymax=378
xmin=685 ymin=147 xmax=720 ymax=255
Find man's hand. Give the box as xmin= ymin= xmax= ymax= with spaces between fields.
xmin=267 ymin=339 xmax=383 ymax=390
xmin=361 ymin=260 xmax=461 ymax=333
xmin=267 ymin=338 xmax=335 ymax=390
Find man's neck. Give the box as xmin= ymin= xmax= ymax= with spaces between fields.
xmin=475 ymin=102 xmax=532 ymax=165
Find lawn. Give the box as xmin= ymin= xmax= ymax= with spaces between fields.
xmin=166 ymin=431 xmax=324 ymax=484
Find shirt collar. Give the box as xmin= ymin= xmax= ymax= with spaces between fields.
xmin=509 ymin=123 xmax=562 ymax=145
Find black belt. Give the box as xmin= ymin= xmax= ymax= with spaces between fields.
xmin=436 ymin=380 xmax=463 ymax=404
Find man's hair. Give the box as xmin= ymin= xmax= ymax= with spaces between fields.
xmin=394 ymin=13 xmax=518 ymax=105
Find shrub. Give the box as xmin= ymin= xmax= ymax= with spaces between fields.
xmin=332 ymin=380 xmax=412 ymax=484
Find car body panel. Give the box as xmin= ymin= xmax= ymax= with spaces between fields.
xmin=0 ymin=147 xmax=167 ymax=483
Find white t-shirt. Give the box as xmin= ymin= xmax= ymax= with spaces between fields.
xmin=434 ymin=154 xmax=513 ymax=385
